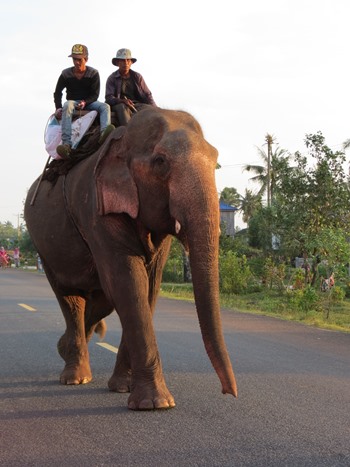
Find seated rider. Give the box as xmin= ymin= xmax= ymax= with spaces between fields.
xmin=105 ymin=48 xmax=157 ymax=126
xmin=54 ymin=44 xmax=115 ymax=160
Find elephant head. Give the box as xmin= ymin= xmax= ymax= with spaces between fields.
xmin=94 ymin=107 xmax=237 ymax=397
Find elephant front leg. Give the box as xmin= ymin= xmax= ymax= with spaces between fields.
xmin=128 ymin=361 xmax=176 ymax=410
xmin=108 ymin=334 xmax=132 ymax=393
xmin=110 ymin=318 xmax=175 ymax=409
xmin=57 ymin=295 xmax=92 ymax=385
xmin=112 ymin=264 xmax=175 ymax=410
xmin=119 ymin=307 xmax=176 ymax=410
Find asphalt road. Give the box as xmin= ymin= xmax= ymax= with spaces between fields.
xmin=1 ymin=268 xmax=349 ymax=467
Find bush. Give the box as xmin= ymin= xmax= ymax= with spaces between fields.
xmin=263 ymin=257 xmax=286 ymax=290
xmin=292 ymin=268 xmax=306 ymax=290
xmin=247 ymin=255 xmax=265 ymax=278
xmin=219 ymin=251 xmax=252 ymax=294
xmin=289 ymin=286 xmax=320 ymax=312
xmin=162 ymin=257 xmax=183 ymax=283
xmin=331 ymin=285 xmax=345 ymax=302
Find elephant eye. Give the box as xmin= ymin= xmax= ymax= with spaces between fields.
xmin=153 ymin=154 xmax=165 ymax=166
xmin=152 ymin=153 xmax=170 ymax=177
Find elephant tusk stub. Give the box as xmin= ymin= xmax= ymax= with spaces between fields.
xmin=175 ymin=220 xmax=181 ymax=234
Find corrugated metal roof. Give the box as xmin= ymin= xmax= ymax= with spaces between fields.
xmin=219 ymin=201 xmax=238 ymax=212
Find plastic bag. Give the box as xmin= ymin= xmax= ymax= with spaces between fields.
xmin=44 ymin=111 xmax=98 ymax=159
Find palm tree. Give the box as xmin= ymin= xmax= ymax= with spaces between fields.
xmin=219 ymin=187 xmax=241 ymax=207
xmin=239 ymin=189 xmax=262 ymax=223
xmin=343 ymin=139 xmax=350 ymax=150
xmin=219 ymin=187 xmax=262 ymax=225
xmin=244 ymin=134 xmax=290 ymax=206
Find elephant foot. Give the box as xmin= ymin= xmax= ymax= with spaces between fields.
xmin=127 ymin=379 xmax=176 ymax=411
xmin=60 ymin=361 xmax=92 ymax=385
xmin=57 ymin=334 xmax=69 ymax=360
xmin=57 ymin=334 xmax=92 ymax=384
xmin=108 ymin=370 xmax=132 ymax=393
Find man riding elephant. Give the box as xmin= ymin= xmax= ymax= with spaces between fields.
xmin=105 ymin=48 xmax=156 ymax=127
xmin=53 ymin=44 xmax=115 ymax=160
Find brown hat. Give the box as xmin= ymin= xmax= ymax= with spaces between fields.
xmin=112 ymin=48 xmax=137 ymax=66
xmin=68 ymin=44 xmax=88 ymax=58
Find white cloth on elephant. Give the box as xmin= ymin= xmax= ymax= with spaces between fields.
xmin=44 ymin=111 xmax=98 ymax=159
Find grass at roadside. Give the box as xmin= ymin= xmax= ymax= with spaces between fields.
xmin=160 ymin=283 xmax=350 ymax=333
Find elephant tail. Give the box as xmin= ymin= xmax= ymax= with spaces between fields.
xmin=95 ymin=320 xmax=107 ymax=340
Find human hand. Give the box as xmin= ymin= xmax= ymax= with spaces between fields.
xmin=75 ymin=100 xmax=86 ymax=110
xmin=124 ymin=98 xmax=137 ymax=113
xmin=55 ymin=108 xmax=63 ymax=119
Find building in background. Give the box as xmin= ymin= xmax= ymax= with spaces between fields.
xmin=219 ymin=201 xmax=237 ymax=237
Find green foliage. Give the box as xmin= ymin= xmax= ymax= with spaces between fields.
xmin=248 ymin=207 xmax=275 ymax=251
xmin=219 ymin=187 xmax=241 ymax=207
xmin=219 ymin=251 xmax=253 ymax=294
xmin=162 ymin=239 xmax=184 ymax=283
xmin=344 ymin=282 xmax=350 ymax=299
xmin=319 ymin=284 xmax=346 ymax=320
xmin=289 ymin=286 xmax=320 ymax=312
xmin=331 ymin=286 xmax=345 ymax=302
xmin=291 ymin=268 xmax=306 ymax=289
xmin=220 ymin=224 xmax=259 ymax=258
xmin=247 ymin=255 xmax=265 ymax=277
xmin=0 ymin=219 xmax=36 ymax=255
xmin=19 ymin=230 xmax=36 ymax=255
xmin=0 ymin=221 xmax=20 ymax=248
xmin=240 ymin=189 xmax=262 ymax=223
xmin=263 ymin=257 xmax=286 ymax=290
xmin=219 ymin=186 xmax=263 ymax=224
xmin=307 ymin=228 xmax=350 ymax=271
xmin=273 ymin=132 xmax=350 ymax=264
xmin=244 ymin=142 xmax=291 ymax=202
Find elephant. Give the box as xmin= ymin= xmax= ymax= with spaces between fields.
xmin=24 ymin=106 xmax=237 ymax=410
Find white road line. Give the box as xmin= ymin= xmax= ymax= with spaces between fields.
xmin=18 ymin=303 xmax=37 ymax=312
xmin=96 ymin=342 xmax=119 ymax=354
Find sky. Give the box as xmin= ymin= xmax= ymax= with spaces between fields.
xmin=1 ymin=0 xmax=350 ymax=228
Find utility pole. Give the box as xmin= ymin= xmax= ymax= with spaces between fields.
xmin=265 ymin=134 xmax=274 ymax=207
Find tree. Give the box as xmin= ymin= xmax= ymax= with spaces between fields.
xmin=219 ymin=187 xmax=240 ymax=207
xmin=244 ymin=136 xmax=291 ymax=205
xmin=0 ymin=222 xmax=18 ymax=248
xmin=273 ymin=132 xmax=350 ymax=284
xmin=239 ymin=189 xmax=262 ymax=223
xmin=248 ymin=206 xmax=275 ymax=252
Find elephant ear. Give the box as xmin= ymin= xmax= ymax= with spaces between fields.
xmin=94 ymin=126 xmax=139 ymax=218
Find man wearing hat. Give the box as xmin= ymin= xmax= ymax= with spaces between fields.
xmin=54 ymin=44 xmax=115 ymax=159
xmin=105 ymin=48 xmax=156 ymax=126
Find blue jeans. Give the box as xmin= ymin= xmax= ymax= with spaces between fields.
xmin=61 ymin=100 xmax=111 ymax=146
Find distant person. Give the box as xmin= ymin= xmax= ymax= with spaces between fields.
xmin=54 ymin=44 xmax=115 ymax=159
xmin=13 ymin=246 xmax=20 ymax=268
xmin=0 ymin=246 xmax=8 ymax=268
xmin=321 ymin=273 xmax=335 ymax=292
xmin=105 ymin=48 xmax=156 ymax=126
xmin=37 ymin=254 xmax=43 ymax=272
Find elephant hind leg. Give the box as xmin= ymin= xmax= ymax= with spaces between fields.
xmin=56 ymin=295 xmax=92 ymax=385
xmin=59 ymin=290 xmax=113 ymax=385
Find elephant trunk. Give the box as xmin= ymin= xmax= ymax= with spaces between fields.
xmin=175 ymin=182 xmax=237 ymax=397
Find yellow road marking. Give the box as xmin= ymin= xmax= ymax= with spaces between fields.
xmin=96 ymin=342 xmax=119 ymax=354
xmin=18 ymin=303 xmax=37 ymax=312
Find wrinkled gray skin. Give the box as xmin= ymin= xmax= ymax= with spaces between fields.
xmin=24 ymin=107 xmax=237 ymax=410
